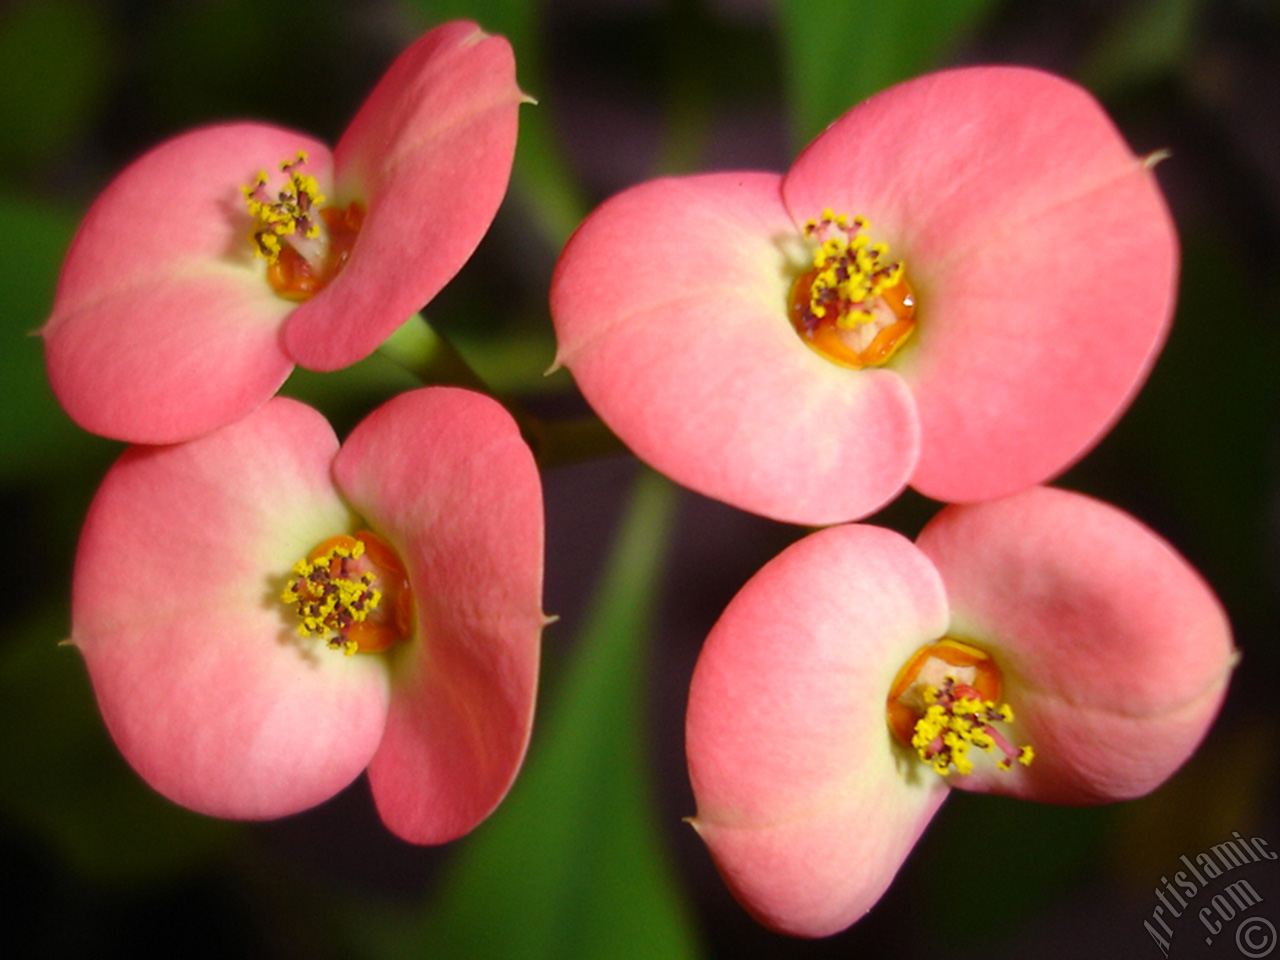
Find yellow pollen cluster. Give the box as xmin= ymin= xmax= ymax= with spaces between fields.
xmin=280 ymin=538 xmax=382 ymax=656
xmin=242 ymin=151 xmax=326 ymax=263
xmin=910 ymin=677 xmax=1034 ymax=776
xmin=802 ymin=209 xmax=904 ymax=329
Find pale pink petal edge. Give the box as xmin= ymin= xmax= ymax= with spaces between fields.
xmin=333 ymin=387 xmax=545 ymax=843
xmin=783 ymin=67 xmax=1177 ymax=502
xmin=43 ymin=124 xmax=326 ymax=442
xmin=71 ymin=399 xmax=391 ymax=818
xmin=687 ymin=524 xmax=951 ymax=935
xmin=916 ymin=486 xmax=1235 ymax=804
xmin=285 ymin=22 xmax=523 ymax=370
xmin=551 ymin=172 xmax=919 ymax=525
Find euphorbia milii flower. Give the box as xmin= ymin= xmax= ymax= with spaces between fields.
xmin=43 ymin=20 xmax=523 ymax=444
xmin=686 ymin=486 xmax=1234 ymax=937
xmin=551 ymin=67 xmax=1177 ymax=524
xmin=68 ymin=387 xmax=545 ymax=843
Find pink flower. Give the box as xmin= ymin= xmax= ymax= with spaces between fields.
xmin=685 ymin=486 xmax=1234 ymax=937
xmin=550 ymin=68 xmax=1177 ymax=525
xmin=43 ymin=21 xmax=523 ymax=444
xmin=68 ymin=387 xmax=545 ymax=844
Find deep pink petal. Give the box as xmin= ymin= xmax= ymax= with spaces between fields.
xmin=285 ymin=22 xmax=523 ymax=369
xmin=332 ymin=387 xmax=544 ymax=844
xmin=551 ymin=173 xmax=919 ymax=525
xmin=687 ymin=524 xmax=951 ymax=936
xmin=71 ymin=399 xmax=391 ymax=818
xmin=784 ymin=67 xmax=1177 ymax=501
xmin=42 ymin=123 xmax=328 ymax=443
xmin=916 ymin=487 xmax=1235 ymax=803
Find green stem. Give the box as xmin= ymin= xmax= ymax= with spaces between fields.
xmin=377 ymin=313 xmax=631 ymax=471
xmin=376 ymin=313 xmax=491 ymax=393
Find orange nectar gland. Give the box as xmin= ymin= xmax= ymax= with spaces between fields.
xmin=242 ymin=152 xmax=364 ymax=302
xmin=788 ymin=210 xmax=916 ymax=369
xmin=885 ymin=639 xmax=1034 ymax=776
xmin=280 ymin=531 xmax=414 ymax=656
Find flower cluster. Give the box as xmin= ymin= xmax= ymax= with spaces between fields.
xmin=72 ymin=389 xmax=545 ymax=842
xmin=550 ymin=66 xmax=1235 ymax=935
xmin=552 ymin=67 xmax=1178 ymax=525
xmin=43 ymin=20 xmax=525 ymax=445
xmin=43 ymin=15 xmax=1234 ymax=936
xmin=48 ymin=22 xmax=546 ymax=844
xmin=685 ymin=488 xmax=1233 ymax=936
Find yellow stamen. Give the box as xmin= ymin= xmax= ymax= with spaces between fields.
xmin=788 ymin=209 xmax=915 ymax=369
xmin=279 ymin=531 xmax=414 ymax=657
xmin=241 ymin=152 xmax=364 ymax=302
xmin=281 ymin=536 xmax=383 ymax=656
xmin=886 ymin=639 xmax=1033 ymax=777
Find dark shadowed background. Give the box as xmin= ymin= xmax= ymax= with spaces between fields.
xmin=1 ymin=1 xmax=1276 ymax=958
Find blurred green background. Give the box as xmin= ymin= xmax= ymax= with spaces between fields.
xmin=2 ymin=0 xmax=1276 ymax=958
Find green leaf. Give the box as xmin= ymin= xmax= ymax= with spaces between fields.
xmin=360 ymin=470 xmax=702 ymax=960
xmin=140 ymin=0 xmax=353 ymax=135
xmin=777 ymin=0 xmax=1003 ymax=148
xmin=1079 ymin=0 xmax=1201 ymax=93
xmin=0 ymin=0 xmax=115 ymax=172
xmin=0 ymin=611 xmax=238 ymax=885
xmin=509 ymin=101 xmax=592 ymax=249
xmin=0 ymin=194 xmax=117 ymax=480
xmin=406 ymin=0 xmax=589 ymax=247
xmin=405 ymin=0 xmax=539 ymax=63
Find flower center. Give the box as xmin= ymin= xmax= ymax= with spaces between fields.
xmin=242 ymin=152 xmax=364 ymax=302
xmin=280 ymin=530 xmax=413 ymax=656
xmin=788 ymin=209 xmax=915 ymax=369
xmin=885 ymin=638 xmax=1033 ymax=776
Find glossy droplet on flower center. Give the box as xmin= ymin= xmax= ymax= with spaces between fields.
xmin=885 ymin=638 xmax=1033 ymax=776
xmin=788 ymin=209 xmax=916 ymax=369
xmin=242 ymin=152 xmax=364 ymax=302
xmin=280 ymin=530 xmax=413 ymax=656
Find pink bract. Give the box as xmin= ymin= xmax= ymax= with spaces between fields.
xmin=43 ymin=21 xmax=523 ymax=444
xmin=70 ymin=388 xmax=545 ymax=844
xmin=685 ymin=487 xmax=1234 ymax=937
xmin=551 ymin=67 xmax=1177 ymax=525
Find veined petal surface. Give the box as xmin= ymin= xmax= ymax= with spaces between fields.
xmin=286 ymin=22 xmax=523 ymax=370
xmin=72 ymin=399 xmax=392 ymax=818
xmin=551 ymin=172 xmax=918 ymax=525
xmin=687 ymin=524 xmax=951 ymax=936
xmin=784 ymin=67 xmax=1177 ymax=502
xmin=916 ymin=487 xmax=1235 ymax=803
xmin=332 ymin=387 xmax=545 ymax=844
xmin=42 ymin=124 xmax=324 ymax=443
